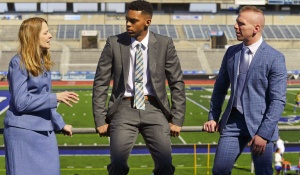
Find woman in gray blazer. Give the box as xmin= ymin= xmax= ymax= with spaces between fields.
xmin=3 ymin=17 xmax=79 ymax=175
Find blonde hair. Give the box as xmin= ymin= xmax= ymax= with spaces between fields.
xmin=18 ymin=17 xmax=53 ymax=76
xmin=239 ymin=6 xmax=265 ymax=29
xmin=239 ymin=6 xmax=263 ymax=14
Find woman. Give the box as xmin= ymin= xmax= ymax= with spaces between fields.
xmin=3 ymin=17 xmax=79 ymax=175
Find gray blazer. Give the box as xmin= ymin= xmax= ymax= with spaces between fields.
xmin=208 ymin=41 xmax=287 ymax=141
xmin=92 ymin=31 xmax=186 ymax=127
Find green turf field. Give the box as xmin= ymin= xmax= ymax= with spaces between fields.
xmin=0 ymin=86 xmax=299 ymax=175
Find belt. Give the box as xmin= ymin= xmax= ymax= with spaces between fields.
xmin=232 ymin=107 xmax=238 ymax=111
xmin=232 ymin=107 xmax=243 ymax=114
xmin=122 ymin=95 xmax=156 ymax=101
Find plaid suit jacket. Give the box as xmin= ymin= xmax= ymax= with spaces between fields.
xmin=208 ymin=41 xmax=287 ymax=141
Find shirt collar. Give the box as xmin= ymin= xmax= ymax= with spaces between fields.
xmin=131 ymin=30 xmax=149 ymax=50
xmin=243 ymin=37 xmax=263 ymax=55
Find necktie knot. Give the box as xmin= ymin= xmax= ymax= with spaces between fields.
xmin=136 ymin=43 xmax=142 ymax=50
xmin=240 ymin=47 xmax=250 ymax=74
xmin=243 ymin=46 xmax=249 ymax=52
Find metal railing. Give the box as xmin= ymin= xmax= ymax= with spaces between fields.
xmin=65 ymin=125 xmax=300 ymax=134
xmin=0 ymin=125 xmax=299 ymax=134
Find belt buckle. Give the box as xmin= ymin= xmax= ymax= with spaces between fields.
xmin=122 ymin=97 xmax=133 ymax=101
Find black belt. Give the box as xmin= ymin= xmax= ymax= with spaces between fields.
xmin=232 ymin=107 xmax=238 ymax=111
xmin=122 ymin=95 xmax=156 ymax=101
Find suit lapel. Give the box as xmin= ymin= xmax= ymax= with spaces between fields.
xmin=148 ymin=32 xmax=158 ymax=77
xmin=233 ymin=44 xmax=244 ymax=88
xmin=246 ymin=41 xmax=266 ymax=80
xmin=119 ymin=33 xmax=131 ymax=87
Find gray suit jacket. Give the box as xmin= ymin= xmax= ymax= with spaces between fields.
xmin=92 ymin=31 xmax=186 ymax=127
xmin=208 ymin=41 xmax=287 ymax=141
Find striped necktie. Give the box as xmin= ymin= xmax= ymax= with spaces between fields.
xmin=134 ymin=43 xmax=145 ymax=110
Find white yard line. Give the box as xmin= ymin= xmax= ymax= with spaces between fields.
xmin=178 ymin=135 xmax=187 ymax=144
xmin=0 ymin=106 xmax=9 ymax=115
xmin=186 ymin=96 xmax=209 ymax=112
xmin=178 ymin=97 xmax=209 ymax=144
xmin=286 ymin=102 xmax=296 ymax=107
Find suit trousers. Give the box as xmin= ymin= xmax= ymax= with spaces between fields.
xmin=213 ymin=109 xmax=274 ymax=175
xmin=107 ymin=99 xmax=175 ymax=175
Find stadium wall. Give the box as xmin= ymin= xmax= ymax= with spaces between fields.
xmin=1 ymin=13 xmax=300 ymax=26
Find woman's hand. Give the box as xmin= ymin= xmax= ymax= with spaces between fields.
xmin=56 ymin=91 xmax=79 ymax=107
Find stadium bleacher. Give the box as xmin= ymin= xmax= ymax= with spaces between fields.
xmin=1 ymin=23 xmax=300 ymax=76
xmin=57 ymin=24 xmax=122 ymax=40
xmin=149 ymin=25 xmax=179 ymax=40
xmin=0 ymin=7 xmax=300 ymax=78
xmin=184 ymin=24 xmax=300 ymax=40
xmin=56 ymin=24 xmax=179 ymax=40
xmin=0 ymin=25 xmax=19 ymax=41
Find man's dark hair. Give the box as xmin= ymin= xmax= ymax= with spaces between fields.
xmin=127 ymin=0 xmax=153 ymax=17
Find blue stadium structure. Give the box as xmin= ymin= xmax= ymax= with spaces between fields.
xmin=0 ymin=0 xmax=300 ymax=80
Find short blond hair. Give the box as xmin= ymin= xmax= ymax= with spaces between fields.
xmin=239 ymin=6 xmax=265 ymax=29
xmin=239 ymin=6 xmax=263 ymax=14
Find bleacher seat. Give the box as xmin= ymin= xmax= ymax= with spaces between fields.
xmin=149 ymin=25 xmax=179 ymax=40
xmin=57 ymin=24 xmax=179 ymax=40
xmin=183 ymin=24 xmax=300 ymax=40
xmin=57 ymin=24 xmax=122 ymax=40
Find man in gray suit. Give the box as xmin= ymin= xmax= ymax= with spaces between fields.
xmin=92 ymin=1 xmax=186 ymax=175
xmin=203 ymin=6 xmax=287 ymax=175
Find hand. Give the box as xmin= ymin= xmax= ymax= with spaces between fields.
xmin=169 ymin=123 xmax=182 ymax=137
xmin=62 ymin=124 xmax=73 ymax=137
xmin=97 ymin=124 xmax=110 ymax=137
xmin=203 ymin=120 xmax=219 ymax=133
xmin=248 ymin=135 xmax=267 ymax=156
xmin=56 ymin=91 xmax=79 ymax=107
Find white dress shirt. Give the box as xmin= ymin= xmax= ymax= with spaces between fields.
xmin=243 ymin=36 xmax=263 ymax=66
xmin=124 ymin=30 xmax=155 ymax=97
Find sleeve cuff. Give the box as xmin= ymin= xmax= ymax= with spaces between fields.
xmin=171 ymin=118 xmax=184 ymax=127
xmin=50 ymin=93 xmax=58 ymax=108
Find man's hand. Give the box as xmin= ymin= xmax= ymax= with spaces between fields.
xmin=169 ymin=123 xmax=182 ymax=137
xmin=62 ymin=124 xmax=73 ymax=137
xmin=96 ymin=124 xmax=110 ymax=137
xmin=203 ymin=120 xmax=219 ymax=133
xmin=248 ymin=135 xmax=267 ymax=156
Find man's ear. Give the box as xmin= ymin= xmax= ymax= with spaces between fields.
xmin=146 ymin=18 xmax=151 ymax=27
xmin=253 ymin=24 xmax=260 ymax=35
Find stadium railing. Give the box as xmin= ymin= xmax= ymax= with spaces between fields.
xmin=0 ymin=126 xmax=299 ymax=134
xmin=55 ymin=125 xmax=300 ymax=134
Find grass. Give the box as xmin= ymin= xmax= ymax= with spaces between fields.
xmin=0 ymin=85 xmax=300 ymax=175
xmin=2 ymin=88 xmax=299 ymax=145
xmin=0 ymin=153 xmax=298 ymax=175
